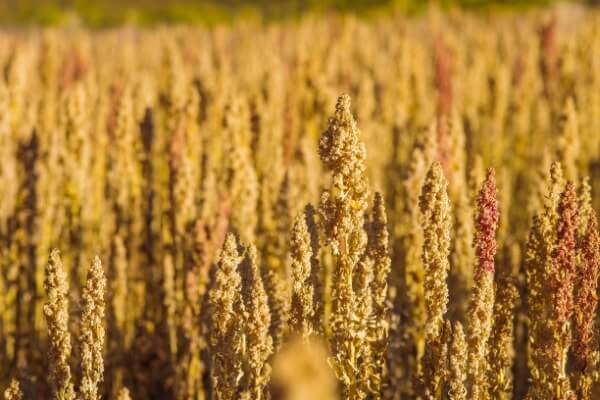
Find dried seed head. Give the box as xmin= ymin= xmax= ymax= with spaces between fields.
xmin=318 ymin=94 xmax=371 ymax=398
xmin=467 ymin=168 xmax=499 ymax=398
xmin=526 ymin=164 xmax=576 ymax=400
xmin=573 ymin=213 xmax=600 ymax=399
xmin=240 ymin=244 xmax=273 ymax=397
xmin=488 ymin=272 xmax=518 ymax=399
xmin=419 ymin=161 xmax=452 ymax=340
xmin=319 ymin=95 xmax=357 ymax=170
xmin=319 ymin=94 xmax=369 ymax=255
xmin=79 ymin=256 xmax=107 ymax=400
xmin=418 ymin=162 xmax=452 ymax=398
xmin=209 ymin=233 xmax=245 ymax=399
xmin=466 ymin=264 xmax=495 ymax=399
xmin=553 ymin=182 xmax=578 ymax=326
xmin=369 ymin=192 xmax=391 ymax=300
xmin=304 ymin=204 xmax=323 ymax=335
xmin=367 ymin=192 xmax=391 ymax=395
xmin=44 ymin=249 xmax=75 ymax=400
xmin=211 ymin=234 xmax=243 ymax=337
xmin=290 ymin=209 xmax=316 ymax=338
xmin=547 ymin=181 xmax=578 ymax=399
xmin=448 ymin=322 xmax=467 ymax=400
xmin=475 ymin=168 xmax=499 ymax=277
xmin=3 ymin=379 xmax=23 ymax=400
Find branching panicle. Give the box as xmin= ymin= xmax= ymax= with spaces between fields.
xmin=448 ymin=322 xmax=467 ymax=400
xmin=79 ymin=256 xmax=107 ymax=400
xmin=319 ymin=94 xmax=371 ymax=399
xmin=290 ymin=209 xmax=316 ymax=338
xmin=240 ymin=245 xmax=273 ymax=399
xmin=44 ymin=250 xmax=75 ymax=400
xmin=418 ymin=162 xmax=452 ymax=399
xmin=467 ymin=168 xmax=499 ymax=400
xmin=573 ymin=213 xmax=600 ymax=399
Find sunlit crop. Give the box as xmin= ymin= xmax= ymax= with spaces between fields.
xmin=0 ymin=6 xmax=599 ymax=399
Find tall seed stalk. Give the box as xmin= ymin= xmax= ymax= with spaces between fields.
xmin=44 ymin=250 xmax=75 ymax=400
xmin=417 ymin=161 xmax=452 ymax=400
xmin=79 ymin=256 xmax=107 ymax=400
xmin=318 ymin=94 xmax=370 ymax=399
xmin=467 ymin=169 xmax=499 ymax=400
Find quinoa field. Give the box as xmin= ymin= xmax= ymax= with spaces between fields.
xmin=0 ymin=3 xmax=600 ymax=400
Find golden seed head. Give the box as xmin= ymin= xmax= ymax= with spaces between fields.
xmin=3 ymin=379 xmax=23 ymax=400
xmin=44 ymin=249 xmax=75 ymax=400
xmin=290 ymin=209 xmax=316 ymax=338
xmin=419 ymin=161 xmax=452 ymax=338
xmin=79 ymin=256 xmax=107 ymax=400
xmin=240 ymin=244 xmax=273 ymax=393
xmin=448 ymin=322 xmax=467 ymax=400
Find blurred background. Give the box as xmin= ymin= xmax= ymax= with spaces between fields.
xmin=0 ymin=0 xmax=597 ymax=26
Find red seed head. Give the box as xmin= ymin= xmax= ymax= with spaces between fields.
xmin=573 ymin=212 xmax=600 ymax=372
xmin=554 ymin=182 xmax=578 ymax=324
xmin=475 ymin=168 xmax=499 ymax=276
